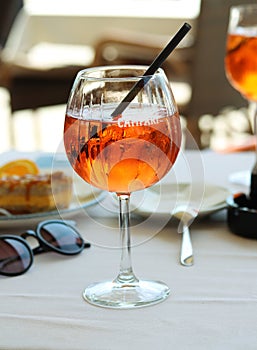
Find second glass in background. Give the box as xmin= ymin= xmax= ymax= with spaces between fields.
xmin=225 ymin=3 xmax=257 ymax=131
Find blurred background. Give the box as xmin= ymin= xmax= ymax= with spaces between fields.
xmin=0 ymin=0 xmax=252 ymax=153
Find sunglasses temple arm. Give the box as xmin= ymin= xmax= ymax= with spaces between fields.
xmin=84 ymin=242 xmax=91 ymax=249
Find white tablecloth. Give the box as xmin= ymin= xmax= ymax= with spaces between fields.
xmin=1 ymin=150 xmax=257 ymax=350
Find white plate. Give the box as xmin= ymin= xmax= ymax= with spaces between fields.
xmin=0 ymin=189 xmax=105 ymax=228
xmin=130 ymin=183 xmax=230 ymax=218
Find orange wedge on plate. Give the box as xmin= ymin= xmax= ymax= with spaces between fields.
xmin=0 ymin=159 xmax=39 ymax=177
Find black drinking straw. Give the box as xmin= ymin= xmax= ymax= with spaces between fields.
xmin=111 ymin=22 xmax=192 ymax=117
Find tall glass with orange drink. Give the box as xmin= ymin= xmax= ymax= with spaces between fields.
xmin=225 ymin=4 xmax=257 ymax=202
xmin=63 ymin=66 xmax=181 ymax=309
xmin=225 ymin=4 xmax=257 ymax=129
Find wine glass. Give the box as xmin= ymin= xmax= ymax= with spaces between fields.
xmin=225 ymin=4 xmax=257 ymax=136
xmin=225 ymin=4 xmax=257 ymax=201
xmin=63 ymin=65 xmax=181 ymax=309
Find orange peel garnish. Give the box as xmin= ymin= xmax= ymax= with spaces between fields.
xmin=0 ymin=159 xmax=39 ymax=177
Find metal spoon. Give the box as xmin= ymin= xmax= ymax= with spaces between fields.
xmin=172 ymin=206 xmax=198 ymax=266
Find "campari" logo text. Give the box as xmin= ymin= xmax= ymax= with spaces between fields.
xmin=117 ymin=118 xmax=161 ymax=127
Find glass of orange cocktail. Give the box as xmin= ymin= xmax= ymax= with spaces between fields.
xmin=225 ymin=4 xmax=257 ymax=129
xmin=63 ymin=65 xmax=181 ymax=309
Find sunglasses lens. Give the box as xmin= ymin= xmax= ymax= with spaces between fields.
xmin=0 ymin=238 xmax=32 ymax=275
xmin=39 ymin=222 xmax=84 ymax=254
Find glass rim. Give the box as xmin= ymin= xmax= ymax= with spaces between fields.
xmin=77 ymin=65 xmax=165 ymax=82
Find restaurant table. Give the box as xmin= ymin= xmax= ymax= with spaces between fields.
xmin=0 ymin=149 xmax=257 ymax=350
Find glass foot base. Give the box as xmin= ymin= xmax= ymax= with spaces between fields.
xmin=83 ymin=279 xmax=170 ymax=309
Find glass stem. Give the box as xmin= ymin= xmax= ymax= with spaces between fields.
xmin=249 ymin=102 xmax=257 ymax=201
xmin=249 ymin=101 xmax=257 ymax=158
xmin=253 ymin=103 xmax=257 ymax=162
xmin=115 ymin=194 xmax=138 ymax=285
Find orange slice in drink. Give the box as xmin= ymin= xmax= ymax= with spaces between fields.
xmin=0 ymin=159 xmax=40 ymax=177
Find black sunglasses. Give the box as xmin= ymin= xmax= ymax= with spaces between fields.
xmin=0 ymin=220 xmax=90 ymax=277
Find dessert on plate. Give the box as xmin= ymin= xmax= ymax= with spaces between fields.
xmin=0 ymin=159 xmax=72 ymax=214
